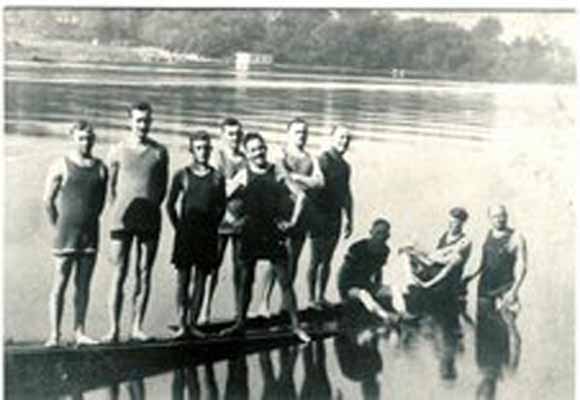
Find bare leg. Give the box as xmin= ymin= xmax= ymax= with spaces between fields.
xmin=271 ymin=258 xmax=310 ymax=343
xmin=318 ymin=234 xmax=339 ymax=306
xmin=201 ymin=234 xmax=228 ymax=324
xmin=46 ymin=256 xmax=74 ymax=346
xmin=73 ymin=254 xmax=98 ymax=345
xmin=279 ymin=232 xmax=306 ymax=311
xmin=220 ymin=259 xmax=255 ymax=336
xmin=308 ymin=237 xmax=325 ymax=306
xmin=104 ymin=237 xmax=132 ymax=342
xmin=175 ymin=266 xmax=191 ymax=337
xmin=188 ymin=269 xmax=209 ymax=337
xmin=131 ymin=237 xmax=159 ymax=341
xmin=231 ymin=237 xmax=243 ymax=304
xmin=255 ymin=264 xmax=276 ymax=317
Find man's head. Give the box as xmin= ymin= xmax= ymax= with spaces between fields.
xmin=128 ymin=102 xmax=153 ymax=140
xmin=189 ymin=130 xmax=212 ymax=166
xmin=330 ymin=125 xmax=351 ymax=155
xmin=448 ymin=207 xmax=469 ymax=235
xmin=69 ymin=120 xmax=95 ymax=158
xmin=369 ymin=218 xmax=391 ymax=244
xmin=287 ymin=118 xmax=309 ymax=149
xmin=243 ymin=132 xmax=268 ymax=168
xmin=220 ymin=117 xmax=243 ymax=151
xmin=488 ymin=204 xmax=509 ymax=231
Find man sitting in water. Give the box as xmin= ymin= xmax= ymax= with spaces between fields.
xmin=393 ymin=207 xmax=472 ymax=315
xmin=43 ymin=121 xmax=108 ymax=347
xmin=337 ymin=218 xmax=398 ymax=323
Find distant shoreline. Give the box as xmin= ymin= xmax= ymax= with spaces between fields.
xmin=6 ymin=38 xmax=572 ymax=84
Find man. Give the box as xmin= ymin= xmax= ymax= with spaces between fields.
xmin=201 ymin=117 xmax=246 ymax=323
xmin=393 ymin=207 xmax=472 ymax=315
xmin=166 ymin=131 xmax=226 ymax=338
xmin=462 ymin=205 xmax=527 ymax=311
xmin=43 ymin=120 xmax=108 ymax=346
xmin=256 ymin=117 xmax=324 ymax=316
xmin=220 ymin=132 xmax=310 ymax=342
xmin=308 ymin=125 xmax=353 ymax=309
xmin=104 ymin=102 xmax=169 ymax=342
xmin=337 ymin=218 xmax=396 ymax=323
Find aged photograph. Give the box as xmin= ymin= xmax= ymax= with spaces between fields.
xmin=3 ymin=7 xmax=576 ymax=399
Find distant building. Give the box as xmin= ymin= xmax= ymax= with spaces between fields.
xmin=235 ymin=52 xmax=273 ymax=70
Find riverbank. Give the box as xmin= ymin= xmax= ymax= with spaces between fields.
xmin=5 ymin=38 xmax=220 ymax=66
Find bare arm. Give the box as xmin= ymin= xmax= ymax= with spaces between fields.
xmin=107 ymin=147 xmax=119 ymax=203
xmin=42 ymin=160 xmax=63 ymax=227
xmin=421 ymin=242 xmax=472 ymax=289
xmin=226 ymin=169 xmax=247 ymax=198
xmin=290 ymin=158 xmax=325 ymax=189
xmin=158 ymin=146 xmax=169 ymax=204
xmin=508 ymin=233 xmax=528 ymax=298
xmin=165 ymin=170 xmax=182 ymax=230
xmin=343 ymin=166 xmax=353 ymax=239
xmin=215 ymin=173 xmax=227 ymax=225
xmin=95 ymin=163 xmax=109 ymax=216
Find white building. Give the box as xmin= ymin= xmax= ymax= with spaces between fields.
xmin=235 ymin=52 xmax=273 ymax=70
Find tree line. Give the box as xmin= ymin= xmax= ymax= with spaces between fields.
xmin=5 ymin=9 xmax=575 ymax=82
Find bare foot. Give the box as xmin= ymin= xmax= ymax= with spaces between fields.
xmin=75 ymin=334 xmax=99 ymax=346
xmin=172 ymin=327 xmax=190 ymax=339
xmin=101 ymin=331 xmax=120 ymax=344
xmin=256 ymin=303 xmax=271 ymax=318
xmin=44 ymin=336 xmax=60 ymax=348
xmin=189 ymin=327 xmax=207 ymax=339
xmin=292 ymin=327 xmax=311 ymax=343
xmin=218 ymin=322 xmax=245 ymax=337
xmin=130 ymin=329 xmax=152 ymax=342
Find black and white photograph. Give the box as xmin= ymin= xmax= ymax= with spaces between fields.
xmin=2 ymin=6 xmax=577 ymax=399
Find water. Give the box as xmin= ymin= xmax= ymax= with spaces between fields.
xmin=3 ymin=61 xmax=576 ymax=399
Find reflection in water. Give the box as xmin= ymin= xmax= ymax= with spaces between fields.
xmin=334 ymin=321 xmax=383 ymax=400
xmin=225 ymin=356 xmax=249 ymax=400
xmin=429 ymin=303 xmax=465 ymax=382
xmin=299 ymin=341 xmax=332 ymax=400
xmin=107 ymin=379 xmax=146 ymax=400
xmin=171 ymin=366 xmax=200 ymax=400
xmin=204 ymin=363 xmax=219 ymax=400
xmin=260 ymin=346 xmax=299 ymax=400
xmin=476 ymin=300 xmax=522 ymax=400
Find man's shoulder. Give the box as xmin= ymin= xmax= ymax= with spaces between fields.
xmin=210 ymin=167 xmax=225 ymax=184
xmin=146 ymin=138 xmax=168 ymax=154
xmin=348 ymin=239 xmax=369 ymax=253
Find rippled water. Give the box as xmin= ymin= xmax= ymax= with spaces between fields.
xmin=4 ymin=61 xmax=576 ymax=399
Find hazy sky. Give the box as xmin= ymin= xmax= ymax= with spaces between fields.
xmin=393 ymin=11 xmax=576 ymax=48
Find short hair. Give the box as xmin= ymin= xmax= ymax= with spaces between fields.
xmin=128 ymin=101 xmax=153 ymax=117
xmin=188 ymin=130 xmax=211 ymax=148
xmin=487 ymin=204 xmax=507 ymax=217
xmin=220 ymin=117 xmax=242 ymax=130
xmin=242 ymin=132 xmax=265 ymax=148
xmin=372 ymin=218 xmax=391 ymax=231
xmin=330 ymin=124 xmax=349 ymax=136
xmin=287 ymin=117 xmax=308 ymax=131
xmin=449 ymin=207 xmax=469 ymax=222
xmin=69 ymin=120 xmax=94 ymax=135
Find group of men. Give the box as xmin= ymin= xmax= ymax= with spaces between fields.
xmin=43 ymin=102 xmax=354 ymax=346
xmin=337 ymin=205 xmax=528 ymax=324
xmin=43 ymin=100 xmax=528 ymax=347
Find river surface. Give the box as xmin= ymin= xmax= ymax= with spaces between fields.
xmin=3 ymin=61 xmax=576 ymax=399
